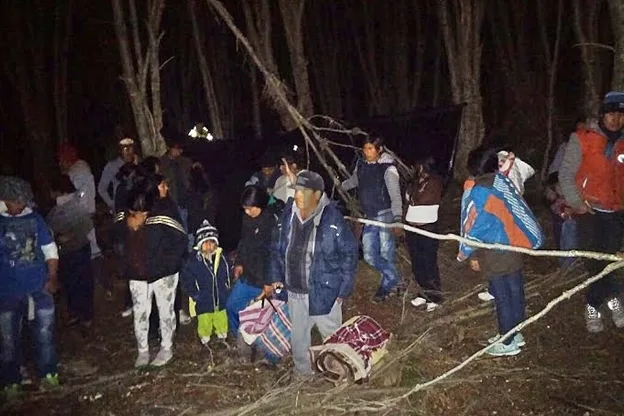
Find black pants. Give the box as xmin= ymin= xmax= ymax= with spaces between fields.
xmin=577 ymin=211 xmax=623 ymax=307
xmin=406 ymin=223 xmax=442 ymax=303
xmin=59 ymin=244 xmax=94 ymax=322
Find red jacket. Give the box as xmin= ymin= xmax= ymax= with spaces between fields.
xmin=575 ymin=129 xmax=624 ymax=211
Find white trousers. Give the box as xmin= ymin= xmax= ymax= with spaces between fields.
xmin=129 ymin=274 xmax=179 ymax=353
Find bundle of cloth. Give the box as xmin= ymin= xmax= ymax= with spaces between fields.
xmin=309 ymin=315 xmax=390 ymax=384
xmin=239 ymin=297 xmax=291 ymax=363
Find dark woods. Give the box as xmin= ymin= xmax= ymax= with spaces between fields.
xmin=0 ymin=0 xmax=619 ymax=190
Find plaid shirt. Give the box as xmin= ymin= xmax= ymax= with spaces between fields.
xmin=323 ymin=315 xmax=390 ymax=367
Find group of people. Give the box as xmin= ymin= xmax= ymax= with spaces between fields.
xmin=2 ymin=90 xmax=624 ymax=393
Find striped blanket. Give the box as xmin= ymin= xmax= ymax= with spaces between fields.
xmin=239 ymin=298 xmax=291 ymax=363
xmin=309 ymin=315 xmax=390 ymax=384
xmin=458 ymin=172 xmax=544 ymax=261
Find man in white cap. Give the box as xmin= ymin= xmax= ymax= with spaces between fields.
xmin=97 ymin=137 xmax=138 ymax=213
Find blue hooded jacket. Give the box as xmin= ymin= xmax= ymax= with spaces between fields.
xmin=268 ymin=196 xmax=358 ymax=316
xmin=180 ymin=246 xmax=231 ymax=315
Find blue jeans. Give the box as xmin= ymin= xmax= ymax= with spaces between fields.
xmin=225 ymin=279 xmax=262 ymax=336
xmin=0 ymin=291 xmax=58 ymax=386
xmin=559 ymin=218 xmax=577 ymax=269
xmin=362 ymin=211 xmax=399 ymax=292
xmin=489 ymin=271 xmax=526 ymax=345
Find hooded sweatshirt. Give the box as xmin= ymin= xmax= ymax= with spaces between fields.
xmin=285 ymin=193 xmax=330 ymax=293
xmin=67 ymin=160 xmax=97 ymax=215
xmin=46 ymin=193 xmax=93 ymax=255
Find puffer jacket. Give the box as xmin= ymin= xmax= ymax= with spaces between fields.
xmin=268 ymin=197 xmax=358 ymax=316
xmin=180 ymin=247 xmax=231 ymax=315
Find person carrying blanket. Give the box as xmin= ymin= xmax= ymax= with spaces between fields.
xmin=458 ymin=146 xmax=544 ymax=357
xmin=181 ymin=220 xmax=231 ymax=347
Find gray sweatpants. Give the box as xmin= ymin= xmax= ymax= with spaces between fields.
xmin=288 ymin=291 xmax=342 ymax=375
xmin=129 ymin=274 xmax=179 ymax=353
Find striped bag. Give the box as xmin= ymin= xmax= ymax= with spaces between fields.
xmin=254 ymin=299 xmax=291 ymax=363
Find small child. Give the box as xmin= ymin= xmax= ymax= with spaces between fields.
xmin=458 ymin=147 xmax=544 ymax=357
xmin=181 ymin=220 xmax=231 ymax=346
xmin=0 ymin=176 xmax=60 ymax=393
xmin=544 ymin=172 xmax=577 ymax=268
xmin=46 ymin=174 xmax=95 ymax=328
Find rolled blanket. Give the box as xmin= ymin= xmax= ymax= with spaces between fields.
xmin=309 ymin=315 xmax=390 ymax=384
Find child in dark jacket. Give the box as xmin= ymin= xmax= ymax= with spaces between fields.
xmin=458 ymin=147 xmax=544 ymax=357
xmin=46 ymin=175 xmax=95 ymax=328
xmin=181 ymin=220 xmax=231 ymax=346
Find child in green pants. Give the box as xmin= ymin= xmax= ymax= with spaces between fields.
xmin=180 ymin=220 xmax=231 ymax=345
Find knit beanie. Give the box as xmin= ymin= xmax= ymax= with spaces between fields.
xmin=600 ymin=91 xmax=624 ymax=114
xmin=0 ymin=176 xmax=34 ymax=204
xmin=194 ymin=219 xmax=219 ymax=250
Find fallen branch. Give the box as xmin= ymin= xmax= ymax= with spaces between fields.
xmin=386 ymin=260 xmax=624 ymax=407
xmin=346 ymin=216 xmax=624 ymax=263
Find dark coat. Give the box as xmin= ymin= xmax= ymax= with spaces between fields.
xmin=268 ymin=199 xmax=358 ymax=316
xmin=180 ymin=247 xmax=231 ymax=314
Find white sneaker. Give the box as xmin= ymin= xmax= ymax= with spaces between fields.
xmin=179 ymin=310 xmax=192 ymax=326
xmin=477 ymin=291 xmax=495 ymax=302
xmin=150 ymin=348 xmax=173 ymax=367
xmin=410 ymin=297 xmax=427 ymax=307
xmin=426 ymin=302 xmax=439 ymax=312
xmin=134 ymin=352 xmax=150 ymax=368
xmin=607 ymin=298 xmax=624 ymax=328
xmin=200 ymin=336 xmax=211 ymax=345
xmin=121 ymin=308 xmax=133 ymax=318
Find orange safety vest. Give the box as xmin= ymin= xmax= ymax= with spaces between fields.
xmin=574 ymin=129 xmax=624 ymax=211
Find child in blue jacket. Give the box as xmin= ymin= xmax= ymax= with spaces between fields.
xmin=181 ymin=220 xmax=231 ymax=346
xmin=458 ymin=147 xmax=544 ymax=357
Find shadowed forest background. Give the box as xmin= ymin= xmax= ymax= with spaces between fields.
xmin=3 ymin=2 xmax=624 ymax=416
xmin=0 ymin=0 xmax=622 ymax=195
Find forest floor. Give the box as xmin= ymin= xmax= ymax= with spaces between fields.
xmin=2 ymin=186 xmax=624 ymax=416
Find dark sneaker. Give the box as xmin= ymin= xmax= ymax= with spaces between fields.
xmin=373 ymin=287 xmax=390 ymax=303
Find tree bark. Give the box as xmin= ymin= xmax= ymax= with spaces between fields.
xmin=540 ymin=0 xmax=564 ymax=182
xmin=242 ymin=0 xmax=297 ymax=131
xmin=574 ymin=0 xmax=604 ymax=116
xmin=608 ymin=0 xmax=624 ymax=91
xmin=189 ymin=0 xmax=224 ymax=138
xmin=53 ymin=0 xmax=73 ymax=143
xmin=278 ymin=0 xmax=314 ymax=119
xmin=436 ymin=0 xmax=485 ymax=179
xmin=111 ymin=0 xmax=167 ymax=156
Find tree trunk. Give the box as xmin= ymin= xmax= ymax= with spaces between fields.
xmin=242 ymin=0 xmax=297 ymax=131
xmin=189 ymin=0 xmax=224 ymax=138
xmin=111 ymin=0 xmax=167 ymax=156
xmin=436 ymin=0 xmax=485 ymax=179
xmin=53 ymin=0 xmax=73 ymax=143
xmin=608 ymin=0 xmax=624 ymax=91
xmin=249 ymin=66 xmax=263 ymax=139
xmin=574 ymin=0 xmax=604 ymax=116
xmin=540 ymin=0 xmax=564 ymax=182
xmin=278 ymin=0 xmax=314 ymax=119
